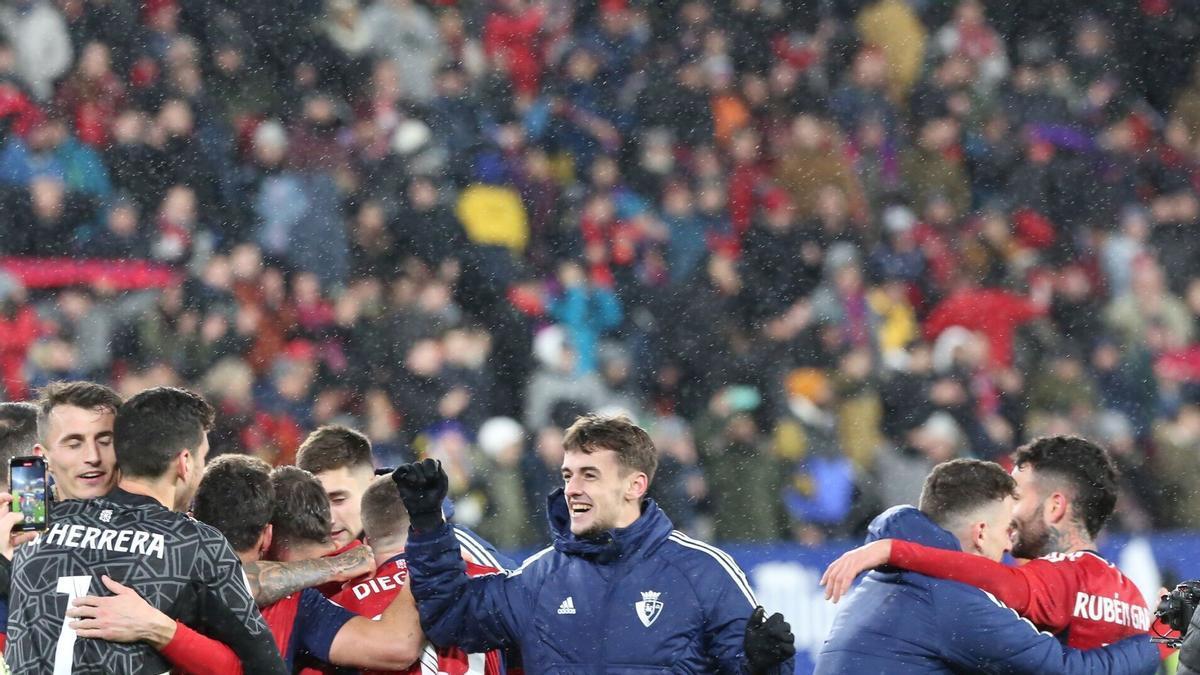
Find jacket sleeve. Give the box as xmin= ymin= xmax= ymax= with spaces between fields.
xmin=406 ymin=522 xmax=534 ymax=653
xmin=689 ymin=541 xmax=794 ymax=675
xmin=194 ymin=528 xmax=289 ymax=675
xmin=935 ymin=587 xmax=1158 ymax=675
xmin=890 ymin=541 xmax=1078 ymax=631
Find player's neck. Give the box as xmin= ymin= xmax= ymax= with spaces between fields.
xmin=1046 ymin=524 xmax=1093 ymax=556
xmin=374 ymin=544 xmax=405 ymax=567
xmin=117 ymin=477 xmax=176 ymax=511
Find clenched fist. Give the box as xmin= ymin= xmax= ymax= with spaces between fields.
xmin=391 ymin=458 xmax=449 ymax=532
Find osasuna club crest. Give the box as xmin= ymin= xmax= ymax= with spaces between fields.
xmin=635 ymin=590 xmax=663 ymax=627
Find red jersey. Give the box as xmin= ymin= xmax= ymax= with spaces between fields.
xmin=303 ymin=556 xmax=504 ymax=675
xmin=891 ymin=542 xmax=1151 ymax=648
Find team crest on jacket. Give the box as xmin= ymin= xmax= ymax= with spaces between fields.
xmin=636 ymin=590 xmax=663 ymax=627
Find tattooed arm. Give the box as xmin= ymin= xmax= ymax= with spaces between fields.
xmin=244 ymin=544 xmax=375 ymax=606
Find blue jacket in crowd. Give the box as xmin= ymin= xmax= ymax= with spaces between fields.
xmin=406 ymin=489 xmax=793 ymax=674
xmin=815 ymin=505 xmax=1159 ymax=674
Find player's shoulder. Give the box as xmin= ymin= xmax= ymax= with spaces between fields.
xmin=1033 ymin=550 xmax=1115 ymax=572
xmin=661 ymin=530 xmax=758 ymax=603
xmin=661 ymin=530 xmax=739 ymax=569
xmin=505 ymin=545 xmax=557 ymax=579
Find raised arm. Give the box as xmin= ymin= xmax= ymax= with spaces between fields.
xmin=395 ymin=459 xmax=530 ymax=652
xmin=243 ymin=544 xmax=374 ymax=606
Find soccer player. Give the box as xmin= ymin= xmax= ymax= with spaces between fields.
xmin=815 ymin=459 xmax=1157 ymax=673
xmin=195 ymin=457 xmax=423 ymax=672
xmin=32 ymin=381 xmax=122 ymax=500
xmin=297 ymin=424 xmax=510 ymax=572
xmin=822 ymin=436 xmax=1153 ymax=649
xmin=394 ymin=414 xmax=796 ymax=674
xmin=308 ymin=476 xmax=504 ymax=675
xmin=6 ymin=387 xmax=287 ymax=674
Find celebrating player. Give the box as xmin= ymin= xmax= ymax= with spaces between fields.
xmin=305 ymin=475 xmax=505 ymax=675
xmin=822 ymin=436 xmax=1154 ymax=649
xmin=816 ymin=459 xmax=1157 ymax=673
xmin=32 ymin=381 xmax=122 ymax=501
xmin=6 ymin=387 xmax=286 ymax=674
xmin=395 ymin=413 xmax=795 ymax=674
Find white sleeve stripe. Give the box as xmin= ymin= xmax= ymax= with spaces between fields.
xmin=667 ymin=534 xmax=757 ymax=606
xmin=979 ymin=589 xmax=1055 ymax=636
xmin=669 ymin=531 xmax=758 ymax=602
xmin=454 ymin=528 xmax=502 ymax=569
xmin=670 ymin=531 xmax=745 ymax=576
xmin=507 ymin=546 xmax=554 ymax=577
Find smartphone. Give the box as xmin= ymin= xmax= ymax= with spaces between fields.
xmin=9 ymin=456 xmax=48 ymax=531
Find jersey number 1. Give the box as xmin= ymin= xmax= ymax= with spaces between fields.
xmin=55 ymin=576 xmax=92 ymax=675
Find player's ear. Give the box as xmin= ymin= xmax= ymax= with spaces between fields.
xmin=1046 ymin=491 xmax=1069 ymax=525
xmin=626 ymin=471 xmax=648 ymax=501
xmin=32 ymin=444 xmax=44 ymax=457
xmin=176 ymin=449 xmax=193 ymax=483
xmin=257 ymin=524 xmax=273 ymax=558
xmin=970 ymin=520 xmax=987 ymax=553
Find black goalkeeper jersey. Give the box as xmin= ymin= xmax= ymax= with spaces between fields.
xmin=4 ymin=488 xmax=286 ymax=675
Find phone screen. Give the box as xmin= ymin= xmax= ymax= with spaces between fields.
xmin=10 ymin=458 xmax=47 ymax=531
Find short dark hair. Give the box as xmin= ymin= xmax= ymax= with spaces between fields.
xmin=35 ymin=381 xmax=122 ymax=443
xmin=270 ymin=466 xmax=332 ymax=547
xmin=112 ymin=387 xmax=214 ymax=480
xmin=920 ymin=459 xmax=1017 ymax=528
xmin=193 ymin=455 xmax=274 ymax=552
xmin=0 ymin=402 xmax=38 ymax=485
xmin=1014 ymin=436 xmax=1119 ymax=538
xmin=563 ymin=414 xmax=658 ymax=483
xmin=360 ymin=476 xmax=409 ymax=544
xmin=296 ymin=425 xmax=373 ymax=475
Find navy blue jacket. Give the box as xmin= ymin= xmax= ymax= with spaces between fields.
xmin=406 ymin=489 xmax=793 ymax=674
xmin=815 ymin=506 xmax=1159 ymax=674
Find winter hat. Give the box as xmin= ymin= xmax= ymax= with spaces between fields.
xmin=478 ymin=417 xmax=524 ymax=458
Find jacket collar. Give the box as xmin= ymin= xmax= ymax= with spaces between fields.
xmin=104 ymin=487 xmax=166 ymax=509
xmin=547 ymin=488 xmax=674 ymax=563
xmin=866 ymin=505 xmax=961 ymax=551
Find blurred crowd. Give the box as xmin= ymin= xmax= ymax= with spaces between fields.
xmin=0 ymin=0 xmax=1199 ymax=547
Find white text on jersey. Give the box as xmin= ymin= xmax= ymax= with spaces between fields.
xmin=1071 ymin=592 xmax=1152 ymax=631
xmin=43 ymin=522 xmax=167 ymax=559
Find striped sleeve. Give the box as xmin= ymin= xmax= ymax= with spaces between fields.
xmin=667 ymin=532 xmax=757 ymax=606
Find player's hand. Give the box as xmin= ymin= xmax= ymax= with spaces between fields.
xmin=820 ymin=539 xmax=892 ymax=603
xmin=0 ymin=494 xmax=36 ymax=561
xmin=391 ymin=459 xmax=448 ymax=532
xmin=67 ymin=575 xmax=177 ymax=649
xmin=744 ymin=606 xmax=795 ymax=673
xmin=331 ymin=543 xmax=377 ymax=583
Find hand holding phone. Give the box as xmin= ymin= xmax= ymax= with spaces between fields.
xmin=0 ymin=494 xmax=36 ymax=560
xmin=9 ymin=456 xmax=48 ymax=532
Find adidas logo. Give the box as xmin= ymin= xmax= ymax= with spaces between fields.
xmin=557 ymin=597 xmax=576 ymax=615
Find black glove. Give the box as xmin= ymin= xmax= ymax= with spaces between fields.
xmin=744 ymin=606 xmax=795 ymax=674
xmin=391 ymin=458 xmax=449 ymax=533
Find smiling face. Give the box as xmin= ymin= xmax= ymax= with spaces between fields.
xmin=36 ymin=404 xmax=117 ymax=500
xmin=560 ymin=448 xmax=645 ymax=538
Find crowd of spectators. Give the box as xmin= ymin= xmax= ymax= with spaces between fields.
xmin=1 ymin=0 xmax=1200 ymax=548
